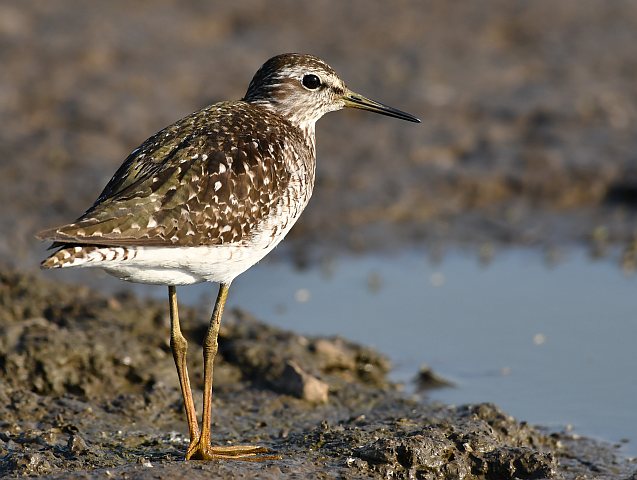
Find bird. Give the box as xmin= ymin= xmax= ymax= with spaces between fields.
xmin=37 ymin=53 xmax=420 ymax=461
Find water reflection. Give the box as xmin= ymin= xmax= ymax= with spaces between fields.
xmin=218 ymin=249 xmax=637 ymax=455
xmin=43 ymin=247 xmax=637 ymax=455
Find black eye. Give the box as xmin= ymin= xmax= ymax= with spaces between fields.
xmin=302 ymin=74 xmax=321 ymax=90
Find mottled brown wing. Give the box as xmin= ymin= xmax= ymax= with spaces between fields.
xmin=37 ymin=101 xmax=300 ymax=247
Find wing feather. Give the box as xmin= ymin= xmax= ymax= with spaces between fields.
xmin=37 ymin=101 xmax=305 ymax=248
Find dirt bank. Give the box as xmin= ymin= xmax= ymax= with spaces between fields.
xmin=2 ymin=1 xmax=637 ymax=478
xmin=1 ymin=268 xmax=635 ymax=478
xmin=2 ymin=1 xmax=637 ymax=268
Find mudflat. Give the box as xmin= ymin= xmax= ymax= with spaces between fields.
xmin=2 ymin=1 xmax=637 ymax=478
xmin=1 ymin=268 xmax=634 ymax=478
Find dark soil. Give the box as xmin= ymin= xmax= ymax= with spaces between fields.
xmin=2 ymin=1 xmax=637 ymax=478
xmin=2 ymin=1 xmax=637 ymax=268
xmin=1 ymin=268 xmax=635 ymax=479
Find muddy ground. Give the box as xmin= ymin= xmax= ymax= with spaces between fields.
xmin=2 ymin=1 xmax=637 ymax=268
xmin=1 ymin=268 xmax=635 ymax=479
xmin=2 ymin=0 xmax=637 ymax=478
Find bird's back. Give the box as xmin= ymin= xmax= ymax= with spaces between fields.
xmin=39 ymin=101 xmax=316 ymax=250
xmin=38 ymin=100 xmax=317 ymax=284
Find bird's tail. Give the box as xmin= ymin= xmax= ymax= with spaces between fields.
xmin=41 ymin=245 xmax=137 ymax=269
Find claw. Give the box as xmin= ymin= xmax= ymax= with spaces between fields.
xmin=186 ymin=442 xmax=278 ymax=461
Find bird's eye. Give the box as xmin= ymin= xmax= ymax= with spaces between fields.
xmin=302 ymin=74 xmax=321 ymax=90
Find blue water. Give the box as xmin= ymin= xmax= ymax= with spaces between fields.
xmin=187 ymin=249 xmax=637 ymax=456
xmin=54 ymin=248 xmax=637 ymax=456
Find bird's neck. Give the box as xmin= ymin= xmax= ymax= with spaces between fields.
xmin=250 ymin=100 xmax=317 ymax=157
xmin=296 ymin=121 xmax=316 ymax=157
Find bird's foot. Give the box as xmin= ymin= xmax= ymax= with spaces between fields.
xmin=185 ymin=441 xmax=277 ymax=461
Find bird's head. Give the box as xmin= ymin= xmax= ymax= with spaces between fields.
xmin=243 ymin=53 xmax=420 ymax=132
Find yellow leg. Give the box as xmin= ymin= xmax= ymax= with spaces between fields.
xmin=185 ymin=282 xmax=272 ymax=460
xmin=168 ymin=286 xmax=200 ymax=451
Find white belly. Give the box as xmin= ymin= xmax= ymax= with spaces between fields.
xmin=101 ymin=231 xmax=285 ymax=286
xmin=50 ymin=174 xmax=314 ymax=286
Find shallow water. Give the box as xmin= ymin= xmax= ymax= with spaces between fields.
xmin=54 ymin=248 xmax=637 ymax=456
xmin=163 ymin=248 xmax=637 ymax=456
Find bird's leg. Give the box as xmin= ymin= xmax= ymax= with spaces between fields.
xmin=168 ymin=286 xmax=200 ymax=452
xmin=186 ymin=282 xmax=271 ymax=460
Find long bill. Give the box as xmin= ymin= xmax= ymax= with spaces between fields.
xmin=343 ymin=91 xmax=421 ymax=123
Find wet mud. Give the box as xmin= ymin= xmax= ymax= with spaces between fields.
xmin=2 ymin=1 xmax=637 ymax=268
xmin=1 ymin=268 xmax=635 ymax=479
xmin=2 ymin=1 xmax=637 ymax=478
